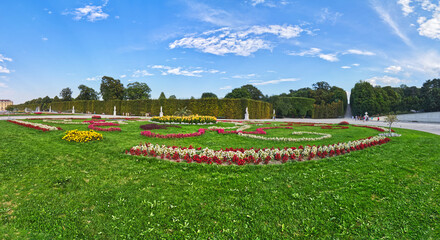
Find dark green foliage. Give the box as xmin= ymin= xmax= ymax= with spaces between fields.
xmin=100 ymin=76 xmax=125 ymax=101
xmin=168 ymin=95 xmax=177 ymax=100
xmin=76 ymin=85 xmax=99 ymax=101
xmin=158 ymin=92 xmax=166 ymax=100
xmin=421 ymin=79 xmax=440 ymax=112
xmin=201 ymin=92 xmax=218 ymax=99
xmin=124 ymin=82 xmax=151 ymax=100
xmin=313 ymin=101 xmax=344 ymax=118
xmin=241 ymin=84 xmax=264 ymax=100
xmin=224 ymin=88 xmax=251 ymax=99
xmin=269 ymin=96 xmax=315 ymax=118
xmin=350 ymin=81 xmax=378 ymax=116
xmin=59 ymin=87 xmax=73 ymax=101
xmin=13 ymin=99 xmax=272 ymax=119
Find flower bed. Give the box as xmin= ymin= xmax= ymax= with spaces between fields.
xmin=339 ymin=121 xmax=349 ymax=125
xmin=43 ymin=119 xmax=89 ymax=125
xmin=151 ymin=115 xmax=217 ymax=124
xmin=63 ymin=130 xmax=103 ymax=142
xmin=126 ymin=136 xmax=391 ymax=165
xmin=320 ymin=125 xmax=349 ymax=129
xmin=141 ymin=128 xmax=205 ymax=139
xmin=353 ymin=125 xmax=394 ymax=132
xmin=140 ymin=123 xmax=181 ymax=130
xmin=238 ymin=131 xmax=332 ymax=142
xmin=7 ymin=120 xmax=62 ymax=131
xmin=88 ymin=122 xmax=121 ymax=132
xmin=92 ymin=115 xmax=101 ymax=119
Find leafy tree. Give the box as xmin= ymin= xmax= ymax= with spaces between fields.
xmin=350 ymin=81 xmax=378 ymax=116
xmin=312 ymin=81 xmax=331 ymax=91
xmin=201 ymin=92 xmax=218 ymax=99
xmin=225 ymin=88 xmax=251 ymax=99
xmin=241 ymin=84 xmax=264 ymax=100
xmin=41 ymin=96 xmax=52 ymax=111
xmin=100 ymin=76 xmax=125 ymax=101
xmin=125 ymin=82 xmax=151 ymax=100
xmin=77 ymin=85 xmax=99 ymax=100
xmin=421 ymin=79 xmax=440 ymax=111
xmin=169 ymin=95 xmax=177 ymax=99
xmin=330 ymin=86 xmax=348 ymax=111
xmin=384 ymin=114 xmax=398 ymax=135
xmin=60 ymin=87 xmax=73 ymax=101
xmin=53 ymin=96 xmax=61 ymax=102
xmin=158 ymin=92 xmax=166 ymax=100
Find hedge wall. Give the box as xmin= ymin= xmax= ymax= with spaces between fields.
xmin=13 ymin=99 xmax=273 ymax=119
xmin=312 ymin=101 xmax=344 ymax=119
xmin=270 ymin=97 xmax=315 ymax=118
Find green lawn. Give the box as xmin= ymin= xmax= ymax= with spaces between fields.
xmin=0 ymin=119 xmax=439 ymax=239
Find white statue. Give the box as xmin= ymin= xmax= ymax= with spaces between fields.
xmin=113 ymin=106 xmax=117 ymax=116
xmin=159 ymin=106 xmax=164 ymax=117
xmin=49 ymin=106 xmax=51 ymax=112
xmin=273 ymin=109 xmax=276 ymax=119
xmin=72 ymin=106 xmax=75 ymax=114
xmin=244 ymin=107 xmax=249 ymax=120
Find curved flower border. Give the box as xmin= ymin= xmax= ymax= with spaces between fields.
xmin=88 ymin=122 xmax=121 ymax=132
xmin=126 ymin=136 xmax=391 ymax=165
xmin=238 ymin=131 xmax=332 ymax=142
xmin=141 ymin=129 xmax=205 ymax=138
xmin=8 ymin=120 xmax=62 ymax=131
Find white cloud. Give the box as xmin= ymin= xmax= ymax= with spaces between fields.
xmin=86 ymin=76 xmax=100 ymax=81
xmin=0 ymin=82 xmax=7 ymax=88
xmin=366 ymin=75 xmax=403 ymax=86
xmin=344 ymin=49 xmax=375 ymax=56
xmin=0 ymin=54 xmax=12 ymax=62
xmin=186 ymin=2 xmax=243 ymax=27
xmin=384 ymin=65 xmax=402 ymax=73
xmin=251 ymin=0 xmax=265 ymax=6
xmin=319 ymin=53 xmax=339 ymax=62
xmin=41 ymin=37 xmax=48 ymax=41
xmin=0 ymin=66 xmax=11 ymax=74
xmin=318 ymin=8 xmax=343 ymax=24
xmin=251 ymin=78 xmax=299 ymax=86
xmin=119 ymin=74 xmax=126 ymax=78
xmin=352 ymin=63 xmax=360 ymax=67
xmin=67 ymin=1 xmax=109 ymax=22
xmin=289 ymin=48 xmax=339 ymax=62
xmin=170 ymin=24 xmax=307 ymax=56
xmin=372 ymin=1 xmax=413 ymax=46
xmin=399 ymin=50 xmax=440 ymax=76
xmin=341 ymin=66 xmax=351 ymax=69
xmin=398 ymin=0 xmax=414 ymax=16
xmin=232 ymin=74 xmax=257 ymax=79
xmin=132 ymin=70 xmax=153 ymax=77
xmin=115 ymin=16 xmax=120 ymax=19
xmin=220 ymin=86 xmax=232 ymax=90
xmin=150 ymin=65 xmax=219 ymax=77
xmin=417 ymin=13 xmax=440 ymax=39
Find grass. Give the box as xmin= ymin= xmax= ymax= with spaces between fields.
xmin=0 ymin=119 xmax=439 ymax=239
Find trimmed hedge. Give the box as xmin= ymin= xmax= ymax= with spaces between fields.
xmin=312 ymin=101 xmax=344 ymax=119
xmin=13 ymin=99 xmax=273 ymax=119
xmin=270 ymin=97 xmax=315 ymax=118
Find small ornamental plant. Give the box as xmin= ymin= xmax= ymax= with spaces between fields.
xmin=62 ymin=130 xmax=103 ymax=142
xmin=92 ymin=115 xmax=101 ymax=119
xmin=338 ymin=121 xmax=349 ymax=125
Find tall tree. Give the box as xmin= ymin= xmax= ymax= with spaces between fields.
xmin=100 ymin=76 xmax=125 ymax=101
xmin=241 ymin=84 xmax=264 ymax=100
xmin=168 ymin=95 xmax=177 ymax=99
xmin=421 ymin=79 xmax=440 ymax=111
xmin=60 ymin=87 xmax=73 ymax=101
xmin=350 ymin=81 xmax=378 ymax=116
xmin=224 ymin=88 xmax=251 ymax=99
xmin=201 ymin=92 xmax=218 ymax=99
xmin=158 ymin=92 xmax=167 ymax=100
xmin=77 ymin=85 xmax=99 ymax=100
xmin=124 ymin=82 xmax=151 ymax=100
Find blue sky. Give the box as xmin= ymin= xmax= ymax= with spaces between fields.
xmin=1 ymin=0 xmax=440 ymax=104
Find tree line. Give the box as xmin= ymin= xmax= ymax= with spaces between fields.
xmin=350 ymin=79 xmax=440 ymax=116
